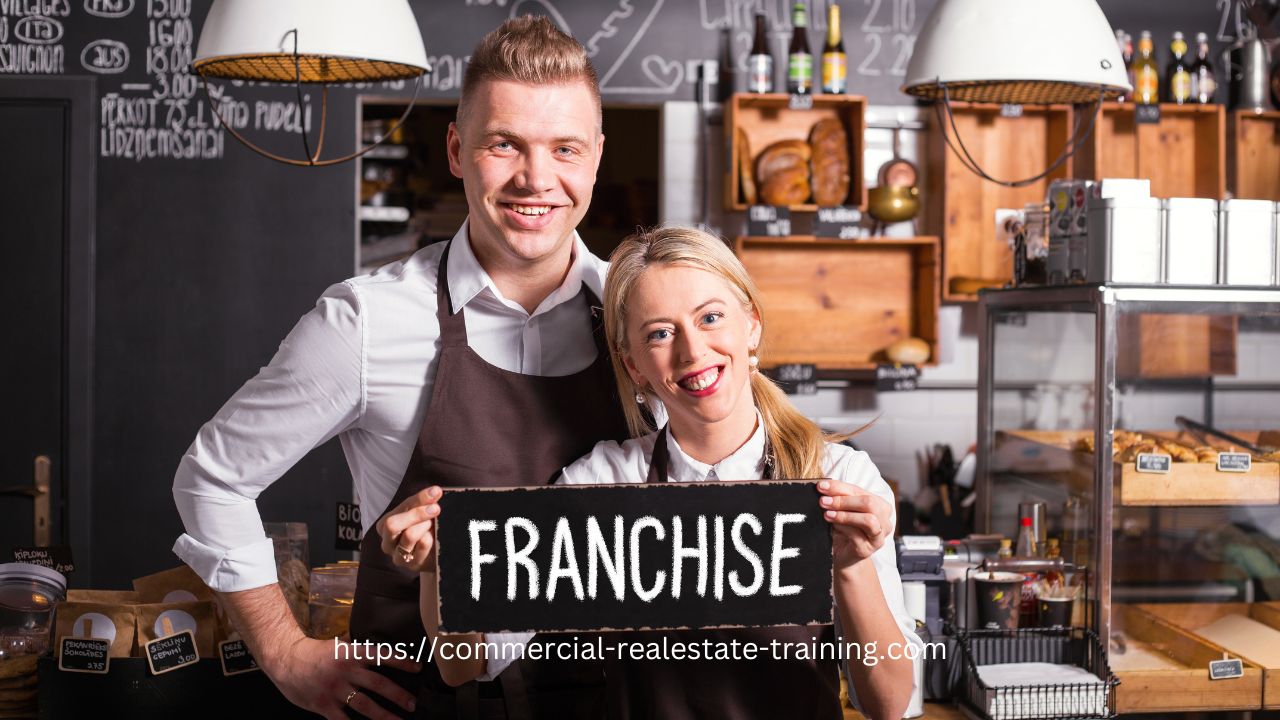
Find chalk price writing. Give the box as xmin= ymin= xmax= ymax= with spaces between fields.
xmin=85 ymin=0 xmax=136 ymax=19
xmin=146 ymin=0 xmax=189 ymax=19
xmin=80 ymin=39 xmax=128 ymax=74
xmin=856 ymin=0 xmax=917 ymax=78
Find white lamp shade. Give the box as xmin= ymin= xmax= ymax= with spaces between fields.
xmin=194 ymin=0 xmax=429 ymax=83
xmin=903 ymin=0 xmax=1131 ymax=104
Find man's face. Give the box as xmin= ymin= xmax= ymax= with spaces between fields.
xmin=448 ymin=80 xmax=603 ymax=268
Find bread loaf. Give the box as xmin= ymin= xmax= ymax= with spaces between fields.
xmin=756 ymin=140 xmax=812 ymax=206
xmin=738 ymin=128 xmax=757 ymax=205
xmin=809 ymin=118 xmax=850 ymax=207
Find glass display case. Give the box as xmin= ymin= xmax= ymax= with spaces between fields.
xmin=975 ymin=285 xmax=1280 ymax=713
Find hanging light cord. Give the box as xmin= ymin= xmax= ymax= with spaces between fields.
xmin=933 ymin=83 xmax=1106 ymax=188
xmin=196 ymin=29 xmax=425 ymax=167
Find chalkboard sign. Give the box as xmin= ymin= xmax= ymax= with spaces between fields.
xmin=11 ymin=545 xmax=75 ymax=575
xmin=144 ymin=630 xmax=199 ymax=675
xmin=58 ymin=637 xmax=111 ymax=674
xmin=435 ymin=482 xmax=833 ymax=635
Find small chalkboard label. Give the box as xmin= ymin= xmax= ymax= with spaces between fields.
xmin=1000 ymin=103 xmax=1023 ymax=118
xmin=58 ymin=637 xmax=110 ymax=674
xmin=144 ymin=629 xmax=199 ymax=675
xmin=875 ymin=364 xmax=919 ymax=392
xmin=1135 ymin=103 xmax=1161 ymax=124
xmin=788 ymin=93 xmax=813 ymax=111
xmin=1209 ymin=657 xmax=1244 ymax=680
xmin=219 ymin=639 xmax=260 ymax=676
xmin=11 ymin=545 xmax=75 ymax=575
xmin=1135 ymin=453 xmax=1172 ymax=474
xmin=1217 ymin=452 xmax=1252 ymax=473
xmin=814 ymin=206 xmax=864 ymax=239
xmin=770 ymin=363 xmax=818 ymax=395
xmin=746 ymin=205 xmax=792 ymax=237
xmin=336 ymin=501 xmax=362 ymax=551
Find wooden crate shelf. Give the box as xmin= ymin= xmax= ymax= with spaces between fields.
xmin=1077 ymin=102 xmax=1226 ymax=200
xmin=733 ymin=236 xmax=938 ymax=370
xmin=1000 ymin=429 xmax=1280 ymax=506
xmin=1135 ymin=603 xmax=1280 ymax=709
xmin=1230 ymin=110 xmax=1280 ymax=201
xmin=725 ymin=93 xmax=866 ymax=212
xmin=1114 ymin=604 xmax=1264 ymax=713
xmin=923 ymin=102 xmax=1074 ymax=302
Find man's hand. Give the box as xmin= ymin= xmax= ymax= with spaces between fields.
xmin=218 ymin=583 xmax=421 ymax=720
xmin=377 ymin=486 xmax=442 ymax=573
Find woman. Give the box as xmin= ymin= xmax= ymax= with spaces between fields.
xmin=379 ymin=226 xmax=918 ymax=719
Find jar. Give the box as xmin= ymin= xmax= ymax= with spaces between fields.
xmin=0 ymin=563 xmax=67 ymax=658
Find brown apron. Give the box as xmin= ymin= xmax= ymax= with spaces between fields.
xmin=601 ymin=427 xmax=842 ymax=720
xmin=349 ymin=240 xmax=631 ymax=720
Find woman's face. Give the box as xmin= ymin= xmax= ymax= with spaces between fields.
xmin=622 ymin=264 xmax=761 ymax=438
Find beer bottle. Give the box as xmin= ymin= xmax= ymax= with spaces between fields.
xmin=748 ymin=14 xmax=773 ymax=93
xmin=1115 ymin=29 xmax=1133 ymax=102
xmin=821 ymin=3 xmax=846 ymax=94
xmin=787 ymin=2 xmax=813 ymax=95
xmin=1133 ymin=30 xmax=1160 ymax=105
xmin=1167 ymin=31 xmax=1192 ymax=104
xmin=1191 ymin=32 xmax=1217 ymax=103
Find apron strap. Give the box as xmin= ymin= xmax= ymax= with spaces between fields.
xmin=497 ymin=659 xmax=534 ymax=720
xmin=646 ymin=423 xmax=776 ymax=484
xmin=435 ymin=242 xmax=469 ymax=349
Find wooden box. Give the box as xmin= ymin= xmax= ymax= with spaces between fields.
xmin=923 ymin=102 xmax=1074 ymax=301
xmin=1113 ymin=604 xmax=1263 ymax=713
xmin=1230 ymin=110 xmax=1280 ymax=201
xmin=1115 ymin=314 xmax=1238 ymax=379
xmin=999 ymin=429 xmax=1280 ymax=506
xmin=733 ymin=236 xmax=939 ymax=370
xmin=1076 ymin=102 xmax=1226 ymax=200
xmin=725 ymin=93 xmax=866 ymax=211
xmin=1136 ymin=603 xmax=1280 ymax=709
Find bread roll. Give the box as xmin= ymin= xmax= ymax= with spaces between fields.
xmin=886 ymin=337 xmax=930 ymax=365
xmin=756 ymin=140 xmax=812 ymax=205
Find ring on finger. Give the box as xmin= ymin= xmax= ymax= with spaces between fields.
xmin=345 ymin=689 xmax=360 ymax=706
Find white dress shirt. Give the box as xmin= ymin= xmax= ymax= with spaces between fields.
xmin=172 ymin=221 xmax=610 ymax=593
xmin=484 ymin=417 xmax=923 ymax=704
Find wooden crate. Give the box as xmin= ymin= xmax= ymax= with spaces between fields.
xmin=923 ymin=102 xmax=1074 ymax=301
xmin=1114 ymin=604 xmax=1263 ymax=713
xmin=1230 ymin=110 xmax=1280 ymax=201
xmin=1000 ymin=429 xmax=1280 ymax=506
xmin=1115 ymin=313 xmax=1238 ymax=379
xmin=725 ymin=93 xmax=866 ymax=211
xmin=1136 ymin=603 xmax=1280 ymax=709
xmin=1076 ymin=102 xmax=1226 ymax=200
xmin=734 ymin=236 xmax=938 ymax=370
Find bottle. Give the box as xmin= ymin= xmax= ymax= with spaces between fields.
xmin=997 ymin=538 xmax=1013 ymax=560
xmin=1134 ymin=30 xmax=1160 ymax=104
xmin=1167 ymin=31 xmax=1192 ymax=104
xmin=1191 ymin=32 xmax=1217 ymax=104
xmin=748 ymin=14 xmax=773 ymax=93
xmin=1043 ymin=537 xmax=1064 ymax=588
xmin=787 ymin=2 xmax=813 ymax=95
xmin=820 ymin=3 xmax=846 ymax=94
xmin=1015 ymin=517 xmax=1038 ymax=557
xmin=1115 ymin=29 xmax=1132 ymax=102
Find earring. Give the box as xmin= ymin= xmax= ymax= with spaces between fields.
xmin=635 ymin=389 xmax=646 ymax=404
xmin=748 ymin=350 xmax=760 ymax=373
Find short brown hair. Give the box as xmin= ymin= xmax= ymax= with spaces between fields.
xmin=458 ymin=15 xmax=601 ymax=128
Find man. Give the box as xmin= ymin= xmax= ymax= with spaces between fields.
xmin=173 ymin=16 xmax=629 ymax=719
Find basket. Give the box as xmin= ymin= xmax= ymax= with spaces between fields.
xmin=956 ymin=627 xmax=1118 ymax=720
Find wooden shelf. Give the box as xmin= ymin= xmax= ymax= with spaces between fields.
xmin=733 ymin=236 xmax=938 ymax=370
xmin=1000 ymin=429 xmax=1280 ymax=507
xmin=1230 ymin=110 xmax=1280 ymax=201
xmin=1114 ymin=604 xmax=1264 ymax=713
xmin=1077 ymin=102 xmax=1226 ymax=200
xmin=923 ymin=102 xmax=1075 ymax=302
xmin=725 ymin=93 xmax=866 ymax=212
xmin=1135 ymin=603 xmax=1280 ymax=709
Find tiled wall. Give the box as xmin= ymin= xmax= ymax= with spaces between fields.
xmin=657 ymin=101 xmax=1280 ymax=500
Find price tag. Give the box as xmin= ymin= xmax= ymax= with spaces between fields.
xmin=58 ymin=637 xmax=110 ymax=674
xmin=875 ymin=364 xmax=919 ymax=392
xmin=336 ymin=501 xmax=362 ymax=551
xmin=219 ymin=638 xmax=260 ymax=676
xmin=788 ymin=93 xmax=813 ymax=110
xmin=814 ymin=206 xmax=864 ymax=239
xmin=1209 ymin=657 xmax=1245 ymax=680
xmin=1000 ymin=103 xmax=1023 ymax=118
xmin=1217 ymin=452 xmax=1252 ymax=473
xmin=1135 ymin=453 xmax=1172 ymax=474
xmin=144 ymin=629 xmax=200 ymax=675
xmin=768 ymin=363 xmax=817 ymax=395
xmin=11 ymin=545 xmax=74 ymax=575
xmin=746 ymin=205 xmax=791 ymax=237
xmin=1135 ymin=103 xmax=1161 ymax=124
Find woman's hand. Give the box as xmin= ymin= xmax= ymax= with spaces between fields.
xmin=817 ymin=479 xmax=893 ymax=571
xmin=376 ymin=486 xmax=442 ymax=572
